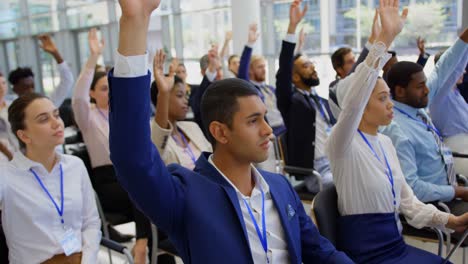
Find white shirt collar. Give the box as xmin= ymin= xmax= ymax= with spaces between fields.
xmin=207 ymin=154 xmax=270 ymax=198
xmin=11 ymin=151 xmax=64 ymax=173
xmin=250 ymin=80 xmax=266 ymax=87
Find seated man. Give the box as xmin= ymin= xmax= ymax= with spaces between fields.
xmin=108 ymin=0 xmax=352 ymax=263
xmin=429 ymin=50 xmax=468 ymax=177
xmin=381 ymin=29 xmax=468 ymax=218
xmin=275 ymin=2 xmax=335 ymax=193
xmin=7 ymin=35 xmax=74 ymax=107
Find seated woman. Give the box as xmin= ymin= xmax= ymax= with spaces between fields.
xmin=326 ymin=1 xmax=468 ymax=263
xmin=71 ymin=28 xmax=151 ymax=263
xmin=1 ymin=92 xmax=100 ymax=263
xmin=151 ymin=50 xmax=212 ymax=169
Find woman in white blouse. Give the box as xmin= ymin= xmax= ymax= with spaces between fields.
xmin=1 ymin=92 xmax=100 ymax=263
xmin=326 ymin=1 xmax=468 ymax=263
xmin=151 ymin=50 xmax=212 ymax=170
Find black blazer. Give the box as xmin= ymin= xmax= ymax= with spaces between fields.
xmin=275 ymin=41 xmax=335 ymax=169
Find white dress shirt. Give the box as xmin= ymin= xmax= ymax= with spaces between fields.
xmin=114 ymin=52 xmax=290 ymax=263
xmin=0 ymin=152 xmax=101 ymax=264
xmin=325 ymin=42 xmax=450 ymax=233
xmin=209 ymin=155 xmax=290 ymax=264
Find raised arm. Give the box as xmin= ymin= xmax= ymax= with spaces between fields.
xmin=275 ymin=0 xmax=307 ymax=118
xmin=427 ymin=28 xmax=468 ymax=105
xmin=237 ymin=23 xmax=259 ymax=81
xmin=220 ymin=31 xmax=232 ymax=59
xmin=72 ymin=28 xmax=104 ymax=132
xmin=416 ymin=36 xmax=430 ymax=67
xmin=38 ymin=35 xmax=74 ymax=107
xmin=327 ymin=0 xmax=408 ymax=159
xmin=109 ymin=0 xmax=185 ymax=234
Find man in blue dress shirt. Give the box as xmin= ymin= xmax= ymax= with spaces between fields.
xmin=381 ymin=28 xmax=468 ymax=217
xmin=107 ymin=0 xmax=352 ymax=263
xmin=429 ymin=51 xmax=468 ymax=178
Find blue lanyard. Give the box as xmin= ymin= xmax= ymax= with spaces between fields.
xmin=316 ymin=98 xmax=331 ymax=125
xmin=172 ymin=128 xmax=197 ymax=165
xmin=393 ymin=106 xmax=442 ymax=140
xmin=97 ymin=107 xmax=108 ymax=122
xmin=243 ymin=188 xmax=269 ymax=263
xmin=30 ymin=164 xmax=65 ymax=225
xmin=358 ymin=130 xmax=396 ymax=209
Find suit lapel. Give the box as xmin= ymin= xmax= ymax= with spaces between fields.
xmin=193 ymin=153 xmax=252 ymax=254
xmin=263 ymin=173 xmax=299 ymax=263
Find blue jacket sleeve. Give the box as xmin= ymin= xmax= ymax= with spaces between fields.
xmin=108 ymin=70 xmax=185 ymax=234
xmin=238 ymin=45 xmax=252 ymax=81
xmin=416 ymin=53 xmax=430 ymax=68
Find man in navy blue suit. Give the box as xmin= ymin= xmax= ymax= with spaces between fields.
xmin=108 ymin=0 xmax=352 ymax=263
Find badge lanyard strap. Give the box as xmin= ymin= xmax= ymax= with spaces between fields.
xmin=97 ymin=107 xmax=109 ymax=122
xmin=358 ymin=130 xmax=396 ymax=209
xmin=30 ymin=164 xmax=65 ymax=225
xmin=243 ymin=189 xmax=269 ymax=264
xmin=172 ymin=128 xmax=197 ymax=165
xmin=393 ymin=106 xmax=442 ymax=141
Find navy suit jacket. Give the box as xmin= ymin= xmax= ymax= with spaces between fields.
xmin=275 ymin=41 xmax=335 ymax=169
xmin=108 ymin=70 xmax=352 ymax=264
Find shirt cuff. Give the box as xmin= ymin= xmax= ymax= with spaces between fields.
xmin=439 ymin=185 xmax=456 ymax=202
xmin=114 ymin=51 xmax=149 ymax=78
xmin=365 ymin=41 xmax=372 ymax=50
xmin=246 ymin=43 xmax=255 ymax=49
xmin=205 ymin=69 xmax=217 ymax=82
xmin=284 ymin=34 xmax=297 ymax=44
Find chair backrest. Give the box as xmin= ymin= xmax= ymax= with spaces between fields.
xmin=0 ymin=213 xmax=8 ymax=263
xmin=312 ymin=185 xmax=339 ymax=246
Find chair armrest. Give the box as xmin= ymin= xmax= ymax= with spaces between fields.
xmin=457 ymin=174 xmax=467 ymax=186
xmin=283 ymin=165 xmax=315 ymax=176
xmin=100 ymin=237 xmax=127 ymax=253
xmin=452 ymin=152 xmax=468 ymax=158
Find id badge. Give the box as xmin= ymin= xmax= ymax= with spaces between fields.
xmin=325 ymin=126 xmax=332 ymax=136
xmin=60 ymin=228 xmax=80 ymax=256
xmin=441 ymin=145 xmax=454 ymax=165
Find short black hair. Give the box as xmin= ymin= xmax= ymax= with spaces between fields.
xmin=228 ymin=55 xmax=239 ymax=65
xmin=386 ymin=61 xmax=424 ymax=97
xmin=200 ymin=78 xmax=259 ymax=146
xmin=331 ymin=47 xmax=352 ymax=70
xmin=8 ymin=67 xmax=34 ymax=85
xmin=8 ymin=92 xmax=48 ymax=148
xmin=150 ymin=75 xmax=184 ymax=107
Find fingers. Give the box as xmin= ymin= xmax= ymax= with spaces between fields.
xmin=401 ymin=7 xmax=408 ymax=20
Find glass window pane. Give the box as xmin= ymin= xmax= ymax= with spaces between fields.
xmin=0 ymin=1 xmax=21 ymax=22
xmin=30 ymin=13 xmax=60 ymax=34
xmin=180 ymin=0 xmax=231 ymax=12
xmin=67 ymin=2 xmax=110 ymax=29
xmin=181 ymin=8 xmax=232 ymax=60
xmin=5 ymin=41 xmax=19 ymax=71
xmin=0 ymin=20 xmax=21 ymax=39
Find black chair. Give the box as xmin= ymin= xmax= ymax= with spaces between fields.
xmin=311 ymin=185 xmax=339 ymax=246
xmin=276 ymin=134 xmax=322 ymax=202
xmin=0 ymin=212 xmax=8 ymax=264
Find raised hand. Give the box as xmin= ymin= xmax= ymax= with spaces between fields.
xmin=368 ymin=9 xmax=381 ymax=43
xmin=153 ymin=50 xmax=175 ymax=93
xmin=88 ymin=28 xmax=105 ymax=56
xmin=377 ymin=0 xmax=408 ymax=47
xmin=208 ymin=45 xmax=221 ymax=72
xmin=247 ymin=23 xmax=260 ymax=45
xmin=225 ymin=31 xmax=233 ymax=42
xmin=288 ymin=0 xmax=308 ymax=34
xmin=417 ymin=36 xmax=425 ymax=55
xmin=119 ymin=0 xmax=161 ymax=18
xmin=38 ymin=34 xmax=63 ymax=63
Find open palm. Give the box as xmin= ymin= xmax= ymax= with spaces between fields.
xmin=119 ymin=0 xmax=161 ymax=18
xmin=378 ymin=0 xmax=408 ymax=41
xmin=88 ymin=28 xmax=105 ymax=56
xmin=153 ymin=50 xmax=174 ymax=93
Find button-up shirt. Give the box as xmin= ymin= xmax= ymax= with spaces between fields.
xmin=209 ymin=155 xmax=290 ymax=264
xmin=0 ymin=152 xmax=101 ymax=264
xmin=381 ymin=37 xmax=467 ymax=203
xmin=430 ymin=87 xmax=468 ymax=138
